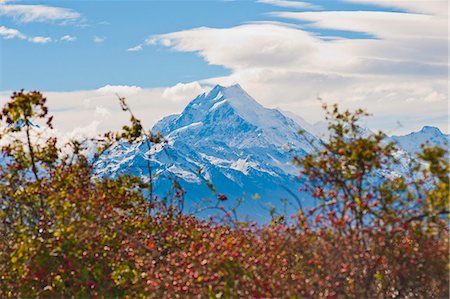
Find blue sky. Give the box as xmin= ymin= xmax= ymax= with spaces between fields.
xmin=0 ymin=0 xmax=448 ymax=135
xmin=1 ymin=0 xmax=405 ymax=91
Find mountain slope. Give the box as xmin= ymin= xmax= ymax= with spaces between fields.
xmin=96 ymin=84 xmax=322 ymax=221
xmin=391 ymin=126 xmax=449 ymax=154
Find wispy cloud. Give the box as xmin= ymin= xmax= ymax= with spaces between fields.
xmin=0 ymin=25 xmax=52 ymax=44
xmin=0 ymin=25 xmax=26 ymax=39
xmin=257 ymin=0 xmax=321 ymax=10
xmin=0 ymin=85 xmax=186 ymax=135
xmin=162 ymin=81 xmax=205 ymax=102
xmin=28 ymin=36 xmax=52 ymax=44
xmin=343 ymin=0 xmax=448 ymax=17
xmin=96 ymin=84 xmax=142 ymax=95
xmin=94 ymin=36 xmax=105 ymax=44
xmin=60 ymin=35 xmax=76 ymax=42
xmin=0 ymin=2 xmax=80 ymax=44
xmin=0 ymin=2 xmax=81 ymax=23
xmin=95 ymin=105 xmax=111 ymax=117
xmin=146 ymin=37 xmax=172 ymax=47
xmin=272 ymin=11 xmax=446 ymax=39
xmin=127 ymin=44 xmax=143 ymax=52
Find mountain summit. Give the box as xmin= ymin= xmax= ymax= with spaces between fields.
xmin=391 ymin=126 xmax=448 ymax=154
xmin=154 ymin=84 xmax=319 ymax=152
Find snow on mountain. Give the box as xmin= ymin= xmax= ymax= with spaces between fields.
xmin=284 ymin=111 xmax=448 ymax=156
xmin=94 ymin=84 xmax=446 ymax=221
xmin=391 ymin=126 xmax=449 ymax=154
xmin=96 ymin=84 xmax=322 ymax=221
xmin=153 ymin=84 xmax=320 ymax=152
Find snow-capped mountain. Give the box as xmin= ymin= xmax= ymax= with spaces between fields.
xmin=286 ymin=110 xmax=448 ymax=152
xmin=95 ymin=84 xmax=322 ymax=221
xmin=391 ymin=126 xmax=449 ymax=154
xmin=94 ymin=84 xmax=447 ymax=221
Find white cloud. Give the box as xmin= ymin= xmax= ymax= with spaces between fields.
xmin=65 ymin=121 xmax=101 ymax=140
xmin=127 ymin=44 xmax=143 ymax=52
xmin=0 ymin=3 xmax=81 ymax=23
xmin=0 ymin=25 xmax=26 ymax=39
xmin=146 ymin=37 xmax=172 ymax=47
xmin=60 ymin=35 xmax=76 ymax=42
xmin=26 ymin=87 xmax=188 ymax=134
xmin=162 ymin=82 xmax=206 ymax=102
xmin=95 ymin=105 xmax=111 ymax=117
xmin=343 ymin=0 xmax=448 ymax=17
xmin=148 ymin=22 xmax=447 ymax=77
xmin=257 ymin=0 xmax=321 ymax=9
xmin=146 ymin=37 xmax=157 ymax=45
xmin=0 ymin=25 xmax=53 ymax=44
xmin=28 ymin=36 xmax=52 ymax=44
xmin=148 ymin=24 xmax=322 ymax=72
xmin=272 ymin=11 xmax=447 ymax=39
xmin=93 ymin=36 xmax=105 ymax=43
xmin=96 ymin=84 xmax=143 ymax=95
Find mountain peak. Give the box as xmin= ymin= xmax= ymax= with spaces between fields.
xmin=207 ymin=83 xmax=250 ymax=102
xmin=419 ymin=126 xmax=443 ymax=135
xmin=153 ymin=83 xmax=321 ymax=151
xmin=212 ymin=83 xmax=243 ymax=91
xmin=391 ymin=125 xmax=449 ymax=154
xmin=153 ymin=84 xmax=260 ymax=135
xmin=185 ymin=83 xmax=263 ymax=118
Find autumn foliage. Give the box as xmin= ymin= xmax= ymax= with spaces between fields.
xmin=0 ymin=91 xmax=448 ymax=298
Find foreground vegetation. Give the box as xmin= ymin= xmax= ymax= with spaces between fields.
xmin=0 ymin=91 xmax=448 ymax=298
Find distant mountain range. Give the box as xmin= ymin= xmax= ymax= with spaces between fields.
xmin=391 ymin=126 xmax=448 ymax=154
xmin=91 ymin=84 xmax=448 ymax=221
